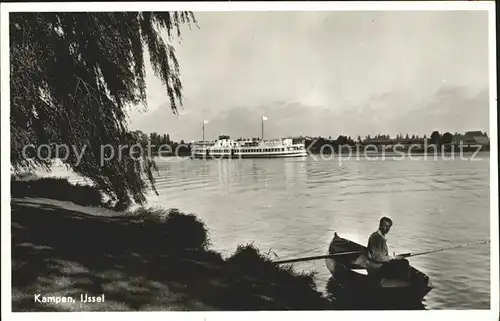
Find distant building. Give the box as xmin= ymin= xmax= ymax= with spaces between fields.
xmin=464 ymin=131 xmax=485 ymax=138
xmin=452 ymin=131 xmax=489 ymax=146
xmin=472 ymin=136 xmax=490 ymax=146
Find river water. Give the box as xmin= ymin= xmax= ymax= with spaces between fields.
xmin=41 ymin=153 xmax=491 ymax=310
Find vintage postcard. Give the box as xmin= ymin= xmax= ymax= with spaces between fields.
xmin=1 ymin=2 xmax=497 ymax=321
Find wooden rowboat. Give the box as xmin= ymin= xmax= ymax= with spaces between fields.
xmin=325 ymin=232 xmax=434 ymax=308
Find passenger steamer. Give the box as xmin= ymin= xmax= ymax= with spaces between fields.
xmin=191 ymin=135 xmax=308 ymax=159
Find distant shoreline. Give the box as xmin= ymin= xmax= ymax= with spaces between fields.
xmin=308 ymin=148 xmax=490 ymax=155
xmin=150 ymin=149 xmax=489 ymax=158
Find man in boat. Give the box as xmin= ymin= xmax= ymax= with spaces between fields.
xmin=367 ymin=217 xmax=410 ymax=280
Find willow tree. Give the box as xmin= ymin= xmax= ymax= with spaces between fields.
xmin=10 ymin=12 xmax=196 ymax=207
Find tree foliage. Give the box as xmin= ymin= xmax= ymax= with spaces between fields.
xmin=10 ymin=12 xmax=197 ymax=207
xmin=440 ymin=132 xmax=453 ymax=145
xmin=430 ymin=130 xmax=441 ymax=145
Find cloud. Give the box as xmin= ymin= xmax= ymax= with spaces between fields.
xmin=127 ymin=11 xmax=490 ymax=141
xmin=128 ymin=85 xmax=489 ymax=141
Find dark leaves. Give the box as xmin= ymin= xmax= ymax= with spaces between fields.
xmin=10 ymin=12 xmax=195 ymax=206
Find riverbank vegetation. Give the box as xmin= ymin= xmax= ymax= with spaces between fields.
xmin=11 ymin=176 xmax=332 ymax=311
xmin=11 ymin=176 xmax=106 ymax=208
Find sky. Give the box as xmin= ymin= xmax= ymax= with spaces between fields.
xmin=128 ymin=10 xmax=491 ymax=142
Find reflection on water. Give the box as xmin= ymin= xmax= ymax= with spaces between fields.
xmin=325 ymin=277 xmax=427 ymax=310
xmin=41 ymin=153 xmax=490 ymax=309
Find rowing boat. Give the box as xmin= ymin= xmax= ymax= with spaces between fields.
xmin=325 ymin=232 xmax=434 ymax=307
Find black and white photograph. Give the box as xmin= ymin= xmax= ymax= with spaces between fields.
xmin=1 ymin=1 xmax=498 ymax=320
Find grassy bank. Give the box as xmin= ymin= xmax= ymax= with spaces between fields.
xmin=11 ymin=176 xmax=333 ymax=311
xmin=11 ymin=174 xmax=107 ymax=208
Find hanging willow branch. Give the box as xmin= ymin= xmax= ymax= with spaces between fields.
xmin=10 ymin=12 xmax=197 ymax=207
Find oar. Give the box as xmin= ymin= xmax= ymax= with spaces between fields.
xmin=273 ymin=250 xmax=363 ymax=265
xmin=273 ymin=239 xmax=490 ymax=265
xmin=397 ymin=240 xmax=490 ymax=259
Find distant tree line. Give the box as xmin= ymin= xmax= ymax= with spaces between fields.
xmin=304 ymin=130 xmax=489 ymax=153
xmin=131 ymin=130 xmax=190 ymax=155
xmin=127 ymin=130 xmax=489 ymax=155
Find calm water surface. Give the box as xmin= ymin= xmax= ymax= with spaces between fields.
xmin=46 ymin=153 xmax=491 ymax=309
